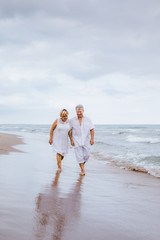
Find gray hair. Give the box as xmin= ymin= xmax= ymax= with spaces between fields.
xmin=75 ymin=104 xmax=84 ymax=110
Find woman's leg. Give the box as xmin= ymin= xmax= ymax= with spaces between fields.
xmin=56 ymin=153 xmax=63 ymax=171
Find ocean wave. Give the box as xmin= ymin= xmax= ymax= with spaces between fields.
xmin=91 ymin=151 xmax=111 ymax=162
xmin=142 ymin=156 xmax=160 ymax=165
xmin=120 ymin=164 xmax=160 ymax=178
xmin=121 ymin=165 xmax=148 ymax=174
xmin=111 ymin=128 xmax=142 ymax=135
xmin=126 ymin=135 xmax=160 ymax=144
xmin=94 ymin=140 xmax=111 ymax=146
xmin=147 ymin=167 xmax=160 ymax=178
xmin=91 ymin=151 xmax=160 ymax=178
xmin=112 ymin=131 xmax=125 ymax=135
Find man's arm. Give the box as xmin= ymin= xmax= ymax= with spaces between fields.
xmin=90 ymin=128 xmax=94 ymax=145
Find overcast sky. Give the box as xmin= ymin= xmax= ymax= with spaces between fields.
xmin=0 ymin=0 xmax=160 ymax=124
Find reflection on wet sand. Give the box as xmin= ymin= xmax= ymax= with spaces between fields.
xmin=34 ymin=171 xmax=84 ymax=240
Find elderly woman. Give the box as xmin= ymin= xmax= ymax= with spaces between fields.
xmin=49 ymin=109 xmax=70 ymax=172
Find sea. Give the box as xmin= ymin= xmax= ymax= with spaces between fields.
xmin=0 ymin=124 xmax=160 ymax=178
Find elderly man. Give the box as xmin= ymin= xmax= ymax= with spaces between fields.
xmin=69 ymin=104 xmax=94 ymax=175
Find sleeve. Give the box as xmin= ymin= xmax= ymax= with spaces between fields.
xmin=69 ymin=119 xmax=73 ymax=130
xmin=89 ymin=119 xmax=94 ymax=130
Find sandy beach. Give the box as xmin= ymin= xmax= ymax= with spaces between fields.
xmin=0 ymin=133 xmax=24 ymax=155
xmin=0 ymin=132 xmax=160 ymax=240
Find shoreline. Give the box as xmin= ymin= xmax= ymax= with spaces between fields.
xmin=0 ymin=131 xmax=159 ymax=178
xmin=0 ymin=132 xmax=24 ymax=155
xmin=0 ymin=132 xmax=160 ymax=239
xmin=91 ymin=152 xmax=160 ymax=179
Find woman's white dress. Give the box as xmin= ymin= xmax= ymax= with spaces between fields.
xmin=52 ymin=118 xmax=70 ymax=156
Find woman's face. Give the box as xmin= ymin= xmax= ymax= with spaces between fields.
xmin=61 ymin=116 xmax=68 ymax=122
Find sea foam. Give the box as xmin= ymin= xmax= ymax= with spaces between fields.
xmin=126 ymin=135 xmax=160 ymax=144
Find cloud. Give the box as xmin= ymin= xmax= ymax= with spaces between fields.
xmin=0 ymin=0 xmax=160 ymax=123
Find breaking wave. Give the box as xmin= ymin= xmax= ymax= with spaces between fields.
xmin=126 ymin=135 xmax=160 ymax=144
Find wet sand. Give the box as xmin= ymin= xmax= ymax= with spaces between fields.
xmin=0 ymin=133 xmax=24 ymax=155
xmin=0 ymin=132 xmax=160 ymax=240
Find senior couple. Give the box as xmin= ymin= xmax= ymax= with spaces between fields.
xmin=49 ymin=105 xmax=94 ymax=176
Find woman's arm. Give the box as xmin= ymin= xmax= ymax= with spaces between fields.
xmin=68 ymin=129 xmax=75 ymax=146
xmin=49 ymin=119 xmax=57 ymax=144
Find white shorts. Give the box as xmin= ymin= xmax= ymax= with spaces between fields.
xmin=74 ymin=146 xmax=90 ymax=164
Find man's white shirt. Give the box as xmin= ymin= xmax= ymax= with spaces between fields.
xmin=69 ymin=116 xmax=94 ymax=148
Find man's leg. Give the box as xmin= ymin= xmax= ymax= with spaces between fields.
xmin=83 ymin=147 xmax=90 ymax=162
xmin=79 ymin=162 xmax=85 ymax=175
xmin=74 ymin=147 xmax=86 ymax=175
xmin=79 ymin=147 xmax=90 ymax=175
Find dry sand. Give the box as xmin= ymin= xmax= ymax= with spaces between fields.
xmin=0 ymin=133 xmax=24 ymax=155
xmin=0 ymin=132 xmax=160 ymax=240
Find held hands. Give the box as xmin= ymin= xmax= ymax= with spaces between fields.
xmin=90 ymin=139 xmax=94 ymax=145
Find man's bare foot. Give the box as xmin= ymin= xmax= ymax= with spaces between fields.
xmin=80 ymin=171 xmax=85 ymax=176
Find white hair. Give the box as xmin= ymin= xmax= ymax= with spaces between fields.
xmin=75 ymin=104 xmax=84 ymax=110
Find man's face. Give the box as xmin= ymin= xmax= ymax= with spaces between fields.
xmin=76 ymin=108 xmax=84 ymax=118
